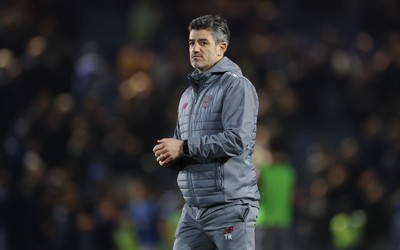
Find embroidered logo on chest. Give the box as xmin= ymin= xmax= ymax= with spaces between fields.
xmin=202 ymin=95 xmax=213 ymax=108
xmin=182 ymin=102 xmax=188 ymax=111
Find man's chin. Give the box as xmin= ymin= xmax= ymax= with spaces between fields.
xmin=191 ymin=62 xmax=203 ymax=69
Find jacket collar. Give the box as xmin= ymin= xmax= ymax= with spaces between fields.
xmin=186 ymin=56 xmax=242 ymax=87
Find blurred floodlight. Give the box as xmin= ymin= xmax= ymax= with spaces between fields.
xmin=0 ymin=48 xmax=20 ymax=81
xmin=119 ymin=71 xmax=153 ymax=100
xmin=0 ymin=49 xmax=14 ymax=68
xmin=331 ymin=49 xmax=352 ymax=76
xmin=23 ymin=151 xmax=43 ymax=173
xmin=27 ymin=36 xmax=47 ymax=57
xmin=54 ymin=93 xmax=75 ymax=113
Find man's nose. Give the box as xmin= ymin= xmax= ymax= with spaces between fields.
xmin=192 ymin=43 xmax=200 ymax=51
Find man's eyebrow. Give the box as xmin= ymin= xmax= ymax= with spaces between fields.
xmin=189 ymin=38 xmax=209 ymax=42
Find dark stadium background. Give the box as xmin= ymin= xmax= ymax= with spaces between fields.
xmin=0 ymin=0 xmax=399 ymax=249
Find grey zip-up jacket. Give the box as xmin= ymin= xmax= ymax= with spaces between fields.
xmin=172 ymin=56 xmax=260 ymax=208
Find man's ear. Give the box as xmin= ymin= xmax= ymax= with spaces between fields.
xmin=218 ymin=42 xmax=228 ymax=56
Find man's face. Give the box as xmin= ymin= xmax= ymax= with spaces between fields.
xmin=189 ymin=29 xmax=227 ymax=72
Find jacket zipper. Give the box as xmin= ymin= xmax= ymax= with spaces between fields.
xmin=188 ymin=81 xmax=199 ymax=207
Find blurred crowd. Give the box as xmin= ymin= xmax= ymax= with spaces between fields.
xmin=0 ymin=0 xmax=399 ymax=249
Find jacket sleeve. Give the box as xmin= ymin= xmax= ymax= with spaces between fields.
xmin=189 ymin=77 xmax=258 ymax=161
xmin=167 ymin=117 xmax=185 ymax=170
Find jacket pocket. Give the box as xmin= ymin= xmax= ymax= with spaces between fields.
xmin=239 ymin=204 xmax=250 ymax=222
xmin=216 ymin=164 xmax=224 ymax=191
xmin=180 ymin=163 xmax=225 ymax=206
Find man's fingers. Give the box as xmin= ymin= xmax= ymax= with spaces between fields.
xmin=159 ymin=157 xmax=172 ymax=167
xmin=155 ymin=148 xmax=167 ymax=158
xmin=158 ymin=157 xmax=167 ymax=166
xmin=153 ymin=143 xmax=164 ymax=153
xmin=157 ymin=153 xmax=170 ymax=162
xmin=154 ymin=138 xmax=176 ymax=166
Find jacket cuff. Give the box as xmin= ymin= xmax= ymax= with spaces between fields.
xmin=183 ymin=140 xmax=189 ymax=156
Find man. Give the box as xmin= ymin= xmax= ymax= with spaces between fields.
xmin=153 ymin=14 xmax=259 ymax=250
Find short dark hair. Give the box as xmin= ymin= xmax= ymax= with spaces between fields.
xmin=188 ymin=15 xmax=230 ymax=45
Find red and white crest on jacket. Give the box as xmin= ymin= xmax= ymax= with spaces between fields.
xmin=202 ymin=95 xmax=212 ymax=108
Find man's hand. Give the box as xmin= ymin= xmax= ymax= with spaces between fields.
xmin=153 ymin=138 xmax=184 ymax=166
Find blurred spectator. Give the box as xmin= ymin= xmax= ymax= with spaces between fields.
xmin=256 ymin=136 xmax=296 ymax=250
xmin=126 ymin=178 xmax=161 ymax=250
xmin=113 ymin=212 xmax=138 ymax=250
xmin=71 ymin=41 xmax=116 ymax=108
xmin=329 ymin=210 xmax=366 ymax=250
